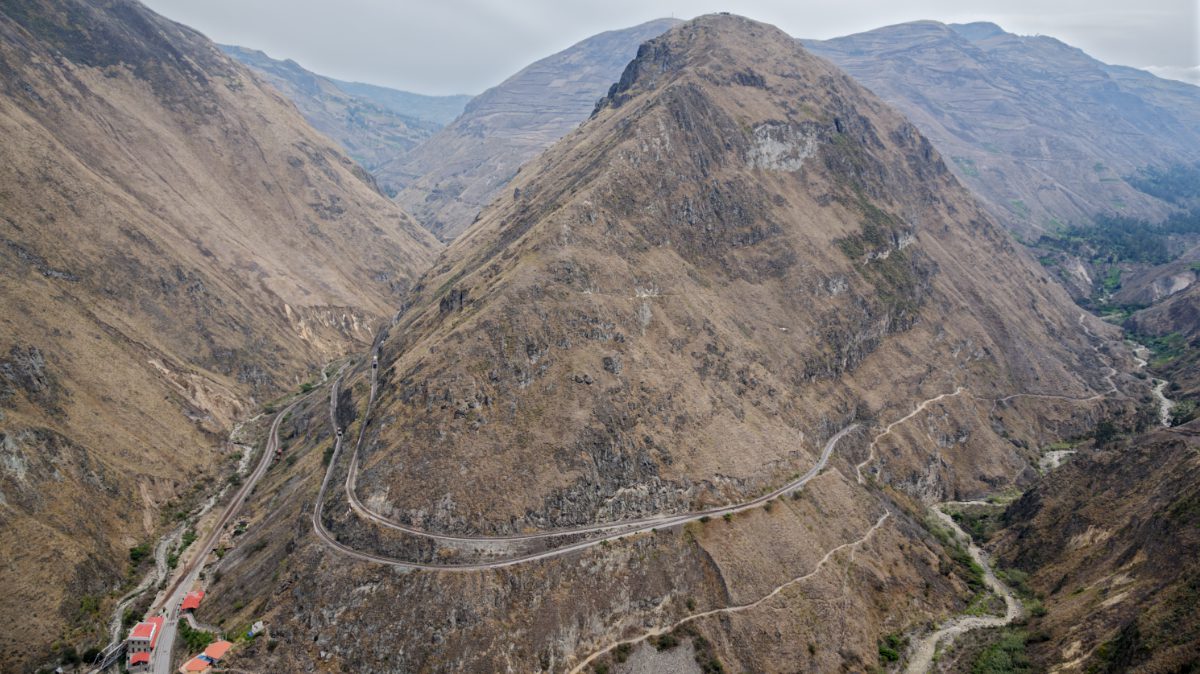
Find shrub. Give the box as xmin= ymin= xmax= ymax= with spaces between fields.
xmin=129 ymin=543 xmax=151 ymax=564
xmin=879 ymin=645 xmax=900 ymax=662
xmin=651 ymin=633 xmax=680 ymax=651
xmin=614 ymin=643 xmax=633 ymax=663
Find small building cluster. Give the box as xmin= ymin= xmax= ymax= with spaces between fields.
xmin=183 ymin=640 xmax=232 ymax=672
xmin=126 ymin=615 xmax=164 ymax=672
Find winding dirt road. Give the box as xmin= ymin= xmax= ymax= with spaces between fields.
xmin=313 ymin=365 xmax=862 ymax=569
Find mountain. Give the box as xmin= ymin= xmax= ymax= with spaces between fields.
xmin=202 ymin=15 xmax=1139 ymax=673
xmin=0 ymin=0 xmax=439 ymax=667
xmin=804 ymin=21 xmax=1200 ymax=239
xmin=329 ymin=78 xmax=469 ymax=127
xmin=220 ymin=45 xmax=469 ymax=194
xmin=382 ymin=18 xmax=682 ymax=240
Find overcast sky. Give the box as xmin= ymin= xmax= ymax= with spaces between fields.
xmin=142 ymin=0 xmax=1199 ymax=95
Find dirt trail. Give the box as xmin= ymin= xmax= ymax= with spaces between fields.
xmin=566 ymin=512 xmax=891 ymax=674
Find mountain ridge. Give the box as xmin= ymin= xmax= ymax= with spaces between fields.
xmin=383 ymin=17 xmax=682 ymax=240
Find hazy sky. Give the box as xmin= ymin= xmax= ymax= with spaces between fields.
xmin=142 ymin=0 xmax=1199 ymax=95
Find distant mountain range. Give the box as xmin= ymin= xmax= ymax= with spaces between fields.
xmin=220 ymin=45 xmax=469 ymax=193
xmin=230 ymin=19 xmax=1199 ymax=250
xmin=804 ymin=21 xmax=1200 ymax=238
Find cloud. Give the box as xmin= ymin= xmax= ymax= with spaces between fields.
xmin=1143 ymin=65 xmax=1200 ymax=85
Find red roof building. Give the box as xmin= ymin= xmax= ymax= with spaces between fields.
xmin=127 ymin=615 xmax=164 ymax=672
xmin=128 ymin=616 xmax=164 ymax=649
xmin=181 ymin=590 xmax=205 ymax=611
xmin=203 ymin=641 xmax=232 ymax=660
xmin=183 ymin=656 xmax=211 ymax=672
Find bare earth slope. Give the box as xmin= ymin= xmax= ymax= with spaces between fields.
xmin=805 ymin=21 xmax=1200 ymax=238
xmin=221 ymin=45 xmax=469 ymax=195
xmin=384 ymin=18 xmax=680 ymax=240
xmin=207 ymin=15 xmax=1140 ymax=673
xmin=0 ymin=0 xmax=439 ymax=667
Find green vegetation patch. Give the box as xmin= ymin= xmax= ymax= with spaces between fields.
xmin=954 ymin=156 xmax=981 ymax=177
xmin=179 ymin=619 xmax=215 ymax=653
xmin=1127 ymin=161 xmax=1200 ymax=206
xmin=971 ymin=629 xmax=1032 ymax=674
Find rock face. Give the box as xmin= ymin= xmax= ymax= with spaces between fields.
xmin=383 ymin=18 xmax=681 ymax=240
xmin=210 ymin=15 xmax=1135 ymax=673
xmin=0 ymin=0 xmax=440 ymax=666
xmin=805 ymin=21 xmax=1200 ymax=237
xmin=993 ymin=422 xmax=1200 ymax=673
xmin=221 ymin=45 xmax=470 ymax=195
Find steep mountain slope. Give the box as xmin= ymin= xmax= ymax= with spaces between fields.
xmin=330 ymin=78 xmax=469 ymax=127
xmin=206 ymin=15 xmax=1139 ymax=673
xmin=383 ymin=18 xmax=681 ymax=240
xmin=0 ymin=0 xmax=439 ymax=667
xmin=221 ymin=45 xmax=468 ymax=195
xmin=804 ymin=21 xmax=1200 ymax=238
xmin=993 ymin=423 xmax=1200 ymax=672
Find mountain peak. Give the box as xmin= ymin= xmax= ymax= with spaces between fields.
xmin=949 ymin=21 xmax=1008 ymax=41
xmin=597 ymin=13 xmax=828 ymax=113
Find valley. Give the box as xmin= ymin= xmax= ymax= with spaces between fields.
xmin=1 ymin=2 xmax=1197 ymax=673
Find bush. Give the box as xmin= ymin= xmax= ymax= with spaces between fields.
xmin=878 ymin=645 xmax=900 ymax=662
xmin=179 ymin=620 xmax=215 ymax=652
xmin=970 ymin=629 xmax=1031 ymax=674
xmin=651 ymin=633 xmax=680 ymax=651
xmin=614 ymin=643 xmax=633 ymax=663
xmin=129 ymin=543 xmax=151 ymax=564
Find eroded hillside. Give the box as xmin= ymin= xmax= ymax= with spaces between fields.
xmin=0 ymin=0 xmax=440 ymax=667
